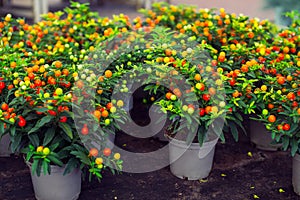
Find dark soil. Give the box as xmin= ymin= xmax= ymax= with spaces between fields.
xmin=1 ymin=95 xmax=300 ymax=200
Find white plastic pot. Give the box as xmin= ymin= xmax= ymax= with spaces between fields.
xmin=28 ymin=163 xmax=81 ymax=200
xmin=293 ymin=153 xmax=300 ymax=195
xmin=249 ymin=120 xmax=281 ymax=151
xmin=169 ymin=137 xmax=218 ymax=180
xmin=0 ymin=134 xmax=11 ymax=157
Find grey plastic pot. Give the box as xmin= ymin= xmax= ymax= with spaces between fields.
xmin=249 ymin=120 xmax=281 ymax=151
xmin=0 ymin=134 xmax=11 ymax=157
xmin=169 ymin=137 xmax=218 ymax=180
xmin=293 ymin=153 xmax=300 ymax=195
xmin=28 ymin=163 xmax=81 ymax=200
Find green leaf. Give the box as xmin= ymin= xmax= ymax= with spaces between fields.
xmin=42 ymin=160 xmax=50 ymax=175
xmin=28 ymin=115 xmax=54 ymax=134
xmin=0 ymin=123 xmax=4 ymax=135
xmin=34 ymin=107 xmax=48 ymax=113
xmin=70 ymin=150 xmax=91 ymax=165
xmin=282 ymin=137 xmax=290 ymax=151
xmin=10 ymin=126 xmax=16 ymax=137
xmin=31 ymin=159 xmax=38 ymax=176
xmin=36 ymin=160 xmax=42 ymax=177
xmin=26 ymin=151 xmax=34 ymax=161
xmin=63 ymin=158 xmax=79 ymax=175
xmin=58 ymin=122 xmax=73 ymax=139
xmin=197 ymin=126 xmax=205 ymax=146
xmin=229 ymin=121 xmax=239 ymax=142
xmin=47 ymin=154 xmax=63 ymax=167
xmin=43 ymin=128 xmax=56 ymax=146
xmin=28 ymin=134 xmax=40 ymax=147
xmin=291 ymin=139 xmax=298 ymax=157
xmin=11 ymin=134 xmax=22 ymax=153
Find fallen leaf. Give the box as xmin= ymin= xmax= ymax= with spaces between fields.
xmin=199 ymin=178 xmax=208 ymax=183
xmin=279 ymin=188 xmax=285 ymax=193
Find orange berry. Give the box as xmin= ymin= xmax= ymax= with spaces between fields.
xmin=277 ymin=76 xmax=285 ymax=85
xmin=268 ymin=103 xmax=274 ymax=109
xmin=10 ymin=62 xmax=17 ymax=68
xmin=205 ymin=106 xmax=212 ymax=114
xmin=54 ymin=61 xmax=62 ymax=68
xmin=89 ymin=148 xmax=98 ymax=157
xmin=165 ymin=92 xmax=172 ymax=100
xmin=194 ymin=74 xmax=201 ymax=81
xmin=287 ymin=75 xmax=293 ymax=82
xmin=104 ymin=70 xmax=112 ymax=78
xmin=1 ymin=103 xmax=8 ymax=111
xmin=173 ymin=88 xmax=182 ymax=98
xmin=268 ymin=115 xmax=276 ymax=123
xmin=103 ymin=148 xmax=111 ymax=156
xmin=94 ymin=110 xmax=101 ymax=120
xmin=101 ymin=110 xmax=109 ymax=118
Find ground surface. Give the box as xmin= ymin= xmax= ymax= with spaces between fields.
xmin=1 ymin=97 xmax=300 ymax=200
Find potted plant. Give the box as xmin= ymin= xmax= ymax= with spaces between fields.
xmin=0 ymin=2 xmax=128 ymax=199
xmin=254 ymin=11 xmax=300 ymax=194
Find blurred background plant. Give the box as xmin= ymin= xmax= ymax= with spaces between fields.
xmin=264 ymin=0 xmax=300 ymax=26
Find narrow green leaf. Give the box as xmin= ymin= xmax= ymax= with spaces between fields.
xmin=0 ymin=123 xmax=4 ymax=135
xmin=28 ymin=115 xmax=54 ymax=134
xmin=11 ymin=134 xmax=22 ymax=153
xmin=31 ymin=159 xmax=38 ymax=176
xmin=42 ymin=160 xmax=49 ymax=175
xmin=28 ymin=134 xmax=40 ymax=147
xmin=59 ymin=122 xmax=73 ymax=139
xmin=43 ymin=128 xmax=56 ymax=146
xmin=70 ymin=150 xmax=91 ymax=165
xmin=63 ymin=158 xmax=79 ymax=175
xmin=291 ymin=139 xmax=298 ymax=157
xmin=47 ymin=155 xmax=63 ymax=167
xmin=229 ymin=121 xmax=239 ymax=142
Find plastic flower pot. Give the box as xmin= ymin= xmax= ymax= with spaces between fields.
xmin=27 ymin=162 xmax=81 ymax=200
xmin=249 ymin=120 xmax=282 ymax=151
xmin=168 ymin=137 xmax=218 ymax=180
xmin=0 ymin=134 xmax=11 ymax=157
xmin=293 ymin=153 xmax=300 ymax=195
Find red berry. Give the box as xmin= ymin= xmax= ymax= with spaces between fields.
xmin=81 ymin=124 xmax=89 ymax=135
xmin=0 ymin=82 xmax=5 ymax=90
xmin=18 ymin=119 xmax=26 ymax=127
xmin=48 ymin=110 xmax=57 ymax=116
xmin=199 ymin=108 xmax=205 ymax=116
xmin=202 ymin=94 xmax=210 ymax=101
xmin=229 ymin=78 xmax=236 ymax=86
xmin=283 ymin=123 xmax=290 ymax=131
xmin=59 ymin=116 xmax=67 ymax=123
